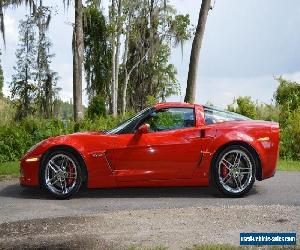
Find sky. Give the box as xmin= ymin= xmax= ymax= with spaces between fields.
xmin=1 ymin=0 xmax=300 ymax=108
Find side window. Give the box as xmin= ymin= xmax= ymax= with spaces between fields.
xmin=204 ymin=107 xmax=250 ymax=125
xmin=147 ymin=108 xmax=195 ymax=132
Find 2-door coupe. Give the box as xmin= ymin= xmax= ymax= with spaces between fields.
xmin=20 ymin=103 xmax=279 ymax=199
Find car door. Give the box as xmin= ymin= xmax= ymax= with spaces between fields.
xmin=106 ymin=107 xmax=203 ymax=182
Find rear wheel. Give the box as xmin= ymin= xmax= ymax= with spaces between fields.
xmin=212 ymin=145 xmax=256 ymax=197
xmin=41 ymin=150 xmax=82 ymax=199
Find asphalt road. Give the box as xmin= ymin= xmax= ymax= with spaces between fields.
xmin=0 ymin=172 xmax=299 ymax=223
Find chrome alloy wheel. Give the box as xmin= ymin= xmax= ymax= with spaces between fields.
xmin=218 ymin=149 xmax=253 ymax=194
xmin=45 ymin=154 xmax=78 ymax=195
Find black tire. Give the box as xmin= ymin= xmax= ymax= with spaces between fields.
xmin=211 ymin=145 xmax=256 ymax=198
xmin=40 ymin=150 xmax=83 ymax=199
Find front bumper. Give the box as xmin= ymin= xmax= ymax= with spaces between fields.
xmin=19 ymin=157 xmax=40 ymax=187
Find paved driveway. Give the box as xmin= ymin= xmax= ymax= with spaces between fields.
xmin=0 ymin=172 xmax=299 ymax=223
xmin=0 ymin=172 xmax=299 ymax=249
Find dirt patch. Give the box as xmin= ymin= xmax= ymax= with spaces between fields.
xmin=0 ymin=205 xmax=299 ymax=249
xmin=0 ymin=176 xmax=18 ymax=182
xmin=0 ymin=234 xmax=111 ymax=250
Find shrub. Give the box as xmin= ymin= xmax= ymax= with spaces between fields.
xmin=0 ymin=114 xmax=133 ymax=163
xmin=87 ymin=95 xmax=106 ymax=119
xmin=227 ymin=96 xmax=258 ymax=119
xmin=280 ymin=109 xmax=300 ymax=160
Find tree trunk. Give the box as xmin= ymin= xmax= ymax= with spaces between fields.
xmin=73 ymin=0 xmax=84 ymax=121
xmin=184 ymin=0 xmax=211 ymax=103
xmin=121 ymin=15 xmax=130 ymax=116
xmin=114 ymin=0 xmax=122 ymax=115
xmin=122 ymin=74 xmax=129 ymax=116
xmin=111 ymin=0 xmax=117 ymax=116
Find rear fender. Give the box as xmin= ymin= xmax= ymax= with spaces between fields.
xmin=197 ymin=129 xmax=269 ymax=181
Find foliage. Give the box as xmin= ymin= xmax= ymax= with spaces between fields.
xmin=149 ymin=111 xmax=183 ymax=131
xmin=146 ymin=95 xmax=157 ymax=107
xmin=83 ymin=5 xmax=111 ymax=100
xmin=255 ymin=102 xmax=279 ymax=122
xmin=53 ymin=99 xmax=74 ymax=120
xmin=228 ymin=78 xmax=300 ymax=160
xmin=279 ymin=108 xmax=300 ymax=160
xmin=169 ymin=14 xmax=192 ymax=54
xmin=34 ymin=3 xmax=60 ymax=118
xmin=227 ymin=96 xmax=279 ymax=121
xmin=0 ymin=50 xmax=3 ymax=97
xmin=124 ymin=0 xmax=191 ymax=111
xmin=0 ymin=114 xmax=132 ymax=163
xmin=10 ymin=15 xmax=37 ymax=120
xmin=0 ymin=117 xmax=70 ymax=162
xmin=0 ymin=97 xmax=16 ymax=124
xmin=227 ymin=96 xmax=257 ymax=119
xmin=10 ymin=5 xmax=58 ymax=120
xmin=274 ymin=77 xmax=300 ymax=126
xmin=274 ymin=78 xmax=300 ymax=160
xmin=87 ymin=94 xmax=106 ymax=119
xmin=2 ymin=0 xmax=191 ymax=119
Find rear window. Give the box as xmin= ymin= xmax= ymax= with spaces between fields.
xmin=204 ymin=106 xmax=251 ymax=125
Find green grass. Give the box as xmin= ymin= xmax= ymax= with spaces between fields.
xmin=187 ymin=245 xmax=299 ymax=250
xmin=0 ymin=161 xmax=19 ymax=178
xmin=277 ymin=159 xmax=300 ymax=171
xmin=0 ymin=159 xmax=299 ymax=179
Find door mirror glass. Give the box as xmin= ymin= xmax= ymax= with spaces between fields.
xmin=137 ymin=123 xmax=150 ymax=134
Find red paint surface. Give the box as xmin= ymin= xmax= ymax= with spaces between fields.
xmin=20 ymin=103 xmax=279 ymax=188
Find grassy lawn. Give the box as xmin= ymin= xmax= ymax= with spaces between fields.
xmin=186 ymin=245 xmax=299 ymax=250
xmin=0 ymin=161 xmax=19 ymax=179
xmin=126 ymin=245 xmax=299 ymax=250
xmin=277 ymin=159 xmax=300 ymax=171
xmin=0 ymin=159 xmax=299 ymax=179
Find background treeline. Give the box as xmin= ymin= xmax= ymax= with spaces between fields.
xmin=0 ymin=0 xmax=192 ymax=121
xmin=0 ymin=0 xmax=192 ymax=161
xmin=227 ymin=77 xmax=300 ymax=160
xmin=0 ymin=1 xmax=299 ymax=163
xmin=1 ymin=77 xmax=300 ymax=163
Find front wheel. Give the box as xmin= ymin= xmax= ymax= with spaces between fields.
xmin=40 ymin=150 xmax=82 ymax=199
xmin=212 ymin=145 xmax=256 ymax=197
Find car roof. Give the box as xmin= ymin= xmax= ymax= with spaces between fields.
xmin=154 ymin=102 xmax=197 ymax=109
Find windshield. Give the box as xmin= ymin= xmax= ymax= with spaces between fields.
xmin=204 ymin=106 xmax=251 ymax=125
xmin=106 ymin=107 xmax=152 ymax=134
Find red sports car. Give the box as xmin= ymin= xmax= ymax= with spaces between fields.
xmin=20 ymin=102 xmax=279 ymax=199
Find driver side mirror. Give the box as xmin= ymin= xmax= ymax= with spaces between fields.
xmin=137 ymin=123 xmax=150 ymax=134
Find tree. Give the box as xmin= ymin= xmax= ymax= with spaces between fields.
xmin=10 ymin=15 xmax=37 ymax=120
xmin=274 ymin=77 xmax=300 ymax=160
xmin=72 ymin=0 xmax=84 ymax=121
xmin=0 ymin=0 xmax=37 ymax=44
xmin=34 ymin=1 xmax=60 ymax=118
xmin=0 ymin=50 xmax=3 ymax=97
xmin=64 ymin=0 xmax=100 ymax=121
xmin=123 ymin=0 xmax=190 ymax=112
xmin=274 ymin=77 xmax=300 ymax=126
xmin=274 ymin=77 xmax=300 ymax=113
xmin=109 ymin=0 xmax=118 ymax=116
xmin=227 ymin=96 xmax=257 ymax=119
xmin=184 ymin=0 xmax=212 ymax=103
xmin=83 ymin=4 xmax=111 ymax=103
xmin=87 ymin=95 xmax=106 ymax=119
